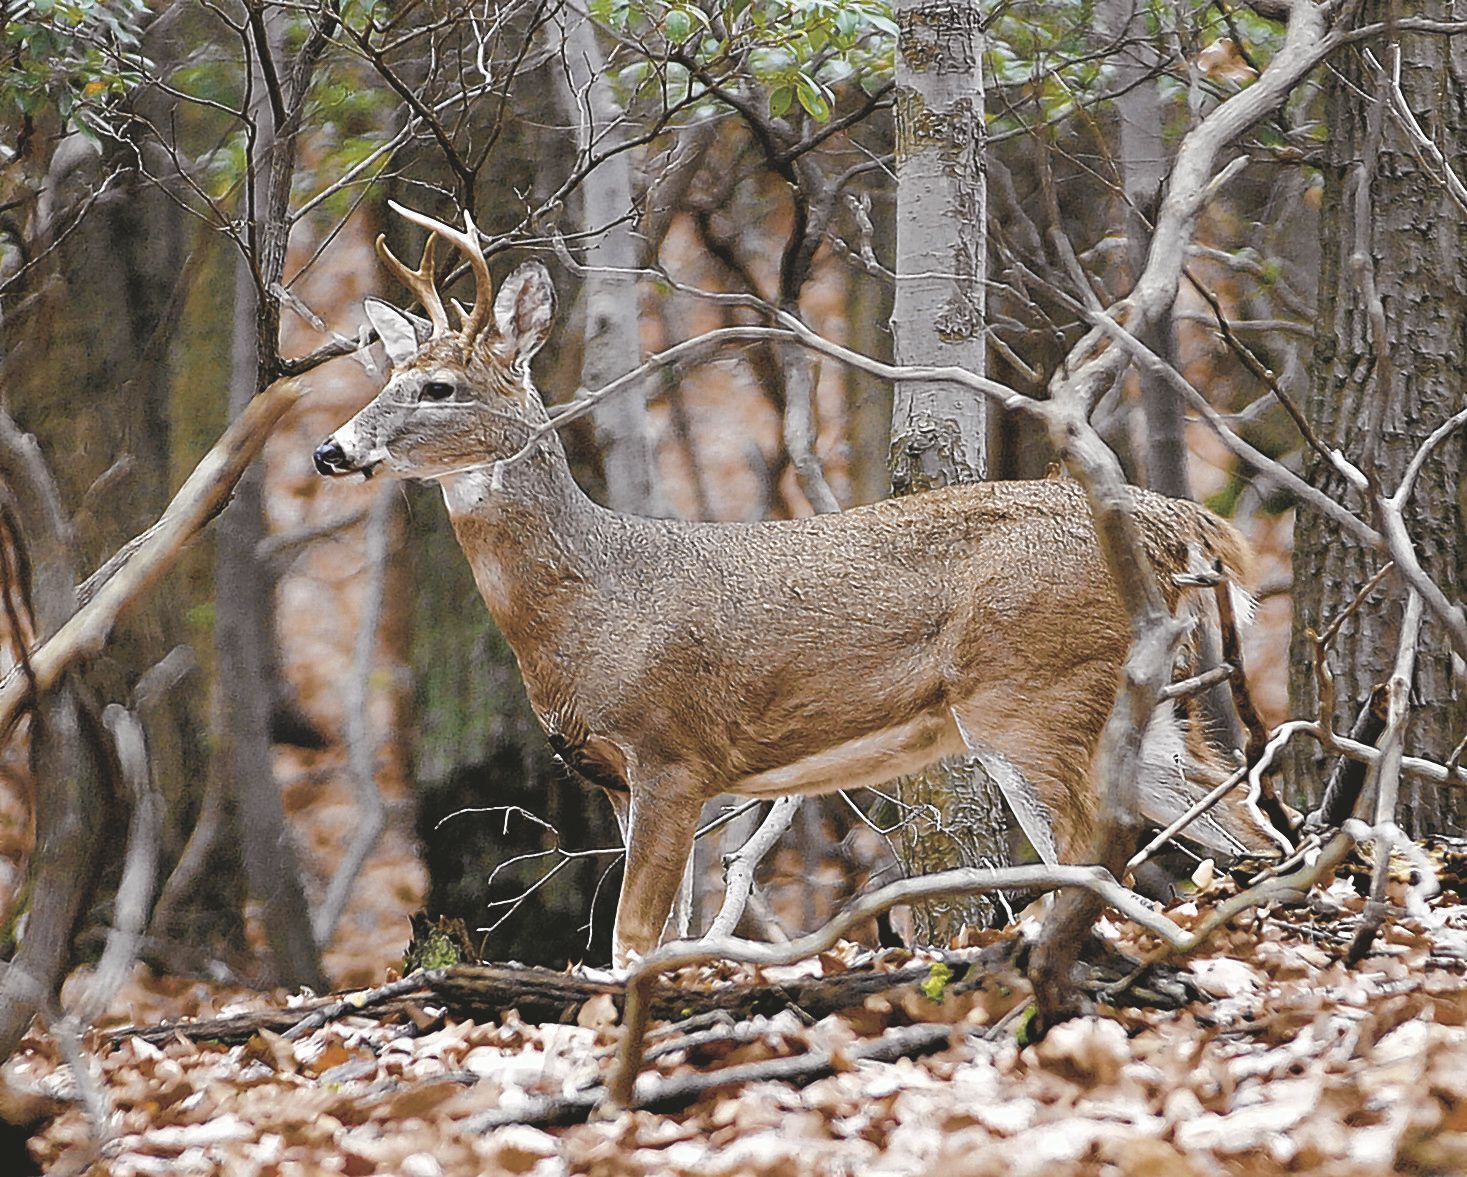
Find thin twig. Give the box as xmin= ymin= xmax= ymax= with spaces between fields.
xmin=1346 ymin=591 xmax=1425 ymax=963
xmin=705 ymin=797 xmax=801 ymax=940
xmin=1160 ymin=662 xmax=1234 ymax=701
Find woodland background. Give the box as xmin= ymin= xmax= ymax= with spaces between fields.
xmin=0 ymin=0 xmax=1463 ymax=1171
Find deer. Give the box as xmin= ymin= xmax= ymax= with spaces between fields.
xmin=313 ymin=203 xmax=1286 ymax=967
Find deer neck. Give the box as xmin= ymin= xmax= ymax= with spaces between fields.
xmin=438 ymin=429 xmax=608 ymax=647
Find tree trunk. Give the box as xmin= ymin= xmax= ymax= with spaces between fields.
xmin=1289 ymin=8 xmax=1467 ymax=831
xmin=1098 ymin=0 xmax=1239 ymax=747
xmin=1099 ymin=0 xmax=1189 ymax=501
xmin=888 ymin=0 xmax=1012 ymax=941
xmin=214 ymin=254 xmax=324 ymax=989
xmin=555 ymin=9 xmax=663 ymax=515
xmin=212 ymin=21 xmax=325 ymax=989
xmin=1 ymin=130 xmax=236 ymax=958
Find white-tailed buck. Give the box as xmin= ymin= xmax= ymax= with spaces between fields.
xmin=315 ymin=204 xmax=1282 ymax=965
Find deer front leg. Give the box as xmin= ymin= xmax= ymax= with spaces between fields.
xmin=612 ymin=780 xmax=702 ymax=968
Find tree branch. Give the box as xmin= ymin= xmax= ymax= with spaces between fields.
xmin=0 ymin=378 xmax=308 ymax=740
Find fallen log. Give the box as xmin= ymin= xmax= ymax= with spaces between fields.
xmin=103 ymin=938 xmax=1194 ymax=1049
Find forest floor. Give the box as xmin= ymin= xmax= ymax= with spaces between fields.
xmin=15 ymin=859 xmax=1467 ymax=1176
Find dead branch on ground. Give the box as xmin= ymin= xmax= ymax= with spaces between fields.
xmin=607 ymin=863 xmax=1191 ymax=1107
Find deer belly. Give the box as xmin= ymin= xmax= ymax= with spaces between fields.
xmin=730 ymin=710 xmax=963 ymax=798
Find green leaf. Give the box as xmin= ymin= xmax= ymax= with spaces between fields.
xmin=864 ymin=11 xmax=899 ymax=36
xmin=769 ymin=84 xmax=794 ymax=118
xmin=793 ymin=72 xmax=831 ymax=120
xmin=664 ymin=8 xmax=692 ymax=42
xmin=1013 ymin=1004 xmax=1041 ymax=1047
xmin=919 ymin=961 xmax=954 ymax=1002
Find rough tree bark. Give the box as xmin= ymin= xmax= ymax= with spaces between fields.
xmin=0 ymin=113 xmax=230 ymax=955
xmin=888 ymin=0 xmax=1013 ymax=939
xmin=1289 ymin=8 xmax=1467 ymax=832
xmin=0 ymin=414 xmax=107 ymax=1061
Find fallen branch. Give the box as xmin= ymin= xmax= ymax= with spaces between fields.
xmin=281 ymin=970 xmax=450 ymax=1042
xmin=0 ymin=377 xmax=308 ymax=740
xmin=607 ymin=863 xmax=1185 ymax=1107
xmin=106 ymin=930 xmax=1185 ymax=1051
xmin=466 ymin=1021 xmax=962 ymax=1131
xmin=1107 ymin=830 xmax=1360 ymax=1002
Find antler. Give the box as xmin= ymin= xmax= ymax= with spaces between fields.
xmin=387 ymin=200 xmax=495 ymax=349
xmin=374 ymin=230 xmax=450 ymax=337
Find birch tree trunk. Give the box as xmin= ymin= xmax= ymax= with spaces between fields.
xmin=1289 ymin=8 xmax=1467 ymax=832
xmin=888 ymin=0 xmax=1012 ymax=940
xmin=555 ymin=10 xmax=663 ymax=515
xmin=1098 ymin=0 xmax=1239 ymax=746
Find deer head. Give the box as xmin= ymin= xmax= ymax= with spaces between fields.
xmin=313 ymin=201 xmax=556 ymax=482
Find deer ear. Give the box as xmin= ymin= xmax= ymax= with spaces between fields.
xmin=493 ymin=261 xmax=556 ymax=365
xmin=364 ymin=297 xmax=431 ymax=367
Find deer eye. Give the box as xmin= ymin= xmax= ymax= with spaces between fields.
xmin=420 ymin=380 xmax=454 ymax=401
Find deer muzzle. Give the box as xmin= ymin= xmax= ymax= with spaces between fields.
xmin=312 ymin=437 xmax=355 ymax=477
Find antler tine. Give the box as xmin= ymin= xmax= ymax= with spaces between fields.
xmin=374 ymin=231 xmax=450 ymax=336
xmin=387 ymin=200 xmax=494 ymax=347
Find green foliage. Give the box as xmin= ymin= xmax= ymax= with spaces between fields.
xmin=402 ymin=913 xmax=477 ymax=972
xmin=1012 ymin=1003 xmax=1040 ymax=1047
xmin=0 ymin=0 xmax=152 ymax=132
xmin=919 ymin=960 xmax=954 ymax=1001
xmin=984 ymin=0 xmax=1289 ymax=141
xmin=592 ymin=0 xmax=896 ymax=124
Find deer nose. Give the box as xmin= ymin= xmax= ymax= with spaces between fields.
xmin=313 ymin=438 xmax=351 ymax=476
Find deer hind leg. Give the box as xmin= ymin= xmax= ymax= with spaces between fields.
xmin=949 ymin=708 xmax=1059 ymax=865
xmin=947 ymin=696 xmax=1097 ymax=863
xmin=611 ymin=775 xmax=702 ymax=968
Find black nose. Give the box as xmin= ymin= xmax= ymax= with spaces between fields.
xmin=313 ymin=439 xmax=350 ymax=476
